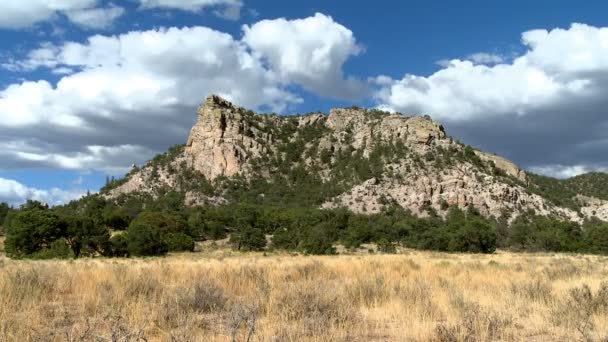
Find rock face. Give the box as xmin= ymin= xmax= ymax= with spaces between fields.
xmin=475 ymin=151 xmax=527 ymax=182
xmin=578 ymin=196 xmax=608 ymax=221
xmin=106 ymin=95 xmax=606 ymax=223
xmin=185 ymin=95 xmax=269 ymax=179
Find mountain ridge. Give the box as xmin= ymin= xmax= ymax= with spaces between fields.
xmin=104 ymin=95 xmax=608 ymax=223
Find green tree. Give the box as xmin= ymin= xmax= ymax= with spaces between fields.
xmin=449 ymin=216 xmax=497 ymax=253
xmin=4 ymin=207 xmax=66 ymax=257
xmin=0 ymin=202 xmax=11 ymax=234
xmin=64 ymin=215 xmax=110 ymax=257
xmin=103 ymin=208 xmax=131 ymax=230
xmin=300 ymin=223 xmax=336 ymax=255
xmin=163 ymin=232 xmax=195 ymax=252
xmin=107 ymin=233 xmax=129 ymax=257
xmin=582 ymin=221 xmax=608 ymax=254
xmin=127 ymin=222 xmax=168 ymax=256
xmin=231 ymin=225 xmax=266 ymax=251
xmin=131 ymin=211 xmax=186 ymax=236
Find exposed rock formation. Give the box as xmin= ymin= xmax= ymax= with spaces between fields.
xmin=105 ymin=95 xmax=606 ymax=223
xmin=475 ymin=151 xmax=527 ymax=182
xmin=578 ymin=195 xmax=608 ymax=221
xmin=185 ymin=95 xmax=270 ymax=179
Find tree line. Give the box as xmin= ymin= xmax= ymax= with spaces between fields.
xmin=1 ymin=195 xmax=608 ymax=259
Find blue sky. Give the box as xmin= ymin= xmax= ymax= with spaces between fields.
xmin=1 ymin=0 xmax=608 ymax=205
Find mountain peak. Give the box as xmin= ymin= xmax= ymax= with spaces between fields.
xmin=105 ymin=96 xmax=608 ymax=223
xmin=201 ymin=94 xmax=239 ymax=113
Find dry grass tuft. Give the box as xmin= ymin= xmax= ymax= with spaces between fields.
xmin=1 ymin=251 xmax=608 ymax=341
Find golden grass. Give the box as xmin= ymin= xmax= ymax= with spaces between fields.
xmin=1 ymin=249 xmax=608 ymax=341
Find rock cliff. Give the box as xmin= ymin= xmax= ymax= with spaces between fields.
xmin=106 ymin=95 xmax=605 ymax=223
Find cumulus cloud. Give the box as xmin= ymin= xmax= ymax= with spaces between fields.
xmin=64 ymin=5 xmax=125 ymax=29
xmin=467 ymin=52 xmax=504 ymax=65
xmin=1 ymin=14 xmax=365 ymax=178
xmin=375 ymin=23 xmax=608 ymax=173
xmin=0 ymin=25 xmax=302 ymax=173
xmin=0 ymin=177 xmax=86 ymax=206
xmin=0 ymin=0 xmax=125 ymax=29
xmin=137 ymin=0 xmax=243 ymax=20
xmin=529 ymin=164 xmax=607 ymax=179
xmin=243 ymin=13 xmax=367 ymax=99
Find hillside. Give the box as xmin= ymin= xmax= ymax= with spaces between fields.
xmin=4 ymin=95 xmax=608 ymax=259
xmin=103 ymin=95 xmax=608 ymax=222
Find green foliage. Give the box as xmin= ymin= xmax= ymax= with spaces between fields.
xmin=526 ymin=172 xmax=608 ymax=211
xmin=29 ymin=239 xmax=74 ymax=259
xmin=527 ymin=173 xmax=580 ymax=210
xmin=163 ymin=232 xmax=195 ymax=252
xmin=107 ymin=233 xmax=129 ymax=257
xmin=102 ymin=208 xmax=131 ymax=230
xmin=64 ymin=215 xmax=110 ymax=257
xmin=565 ymin=172 xmax=608 ymax=201
xmin=126 ymin=222 xmax=168 ymax=256
xmin=131 ymin=211 xmax=186 ymax=236
xmin=506 ymin=213 xmax=583 ymax=252
xmin=0 ymin=201 xmax=10 ymax=226
xmin=299 ymin=224 xmax=337 ymax=255
xmin=231 ymin=226 xmax=266 ymax=251
xmin=581 ymin=220 xmax=608 ymax=254
xmin=4 ymin=206 xmax=66 ymax=257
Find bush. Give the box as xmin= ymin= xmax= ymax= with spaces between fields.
xmin=107 ymin=233 xmax=129 ymax=257
xmin=377 ymin=239 xmax=396 ymax=254
xmin=4 ymin=208 xmax=66 ymax=258
xmin=127 ymin=222 xmax=168 ymax=256
xmin=231 ymin=226 xmax=266 ymax=251
xmin=29 ymin=239 xmax=73 ymax=259
xmin=163 ymin=232 xmax=195 ymax=252
xmin=449 ymin=217 xmax=497 ymax=253
xmin=300 ymin=224 xmax=336 ymax=255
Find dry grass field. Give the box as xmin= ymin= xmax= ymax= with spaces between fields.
xmin=1 ymin=246 xmax=608 ymax=341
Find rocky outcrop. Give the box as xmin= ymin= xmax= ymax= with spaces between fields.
xmin=326 ymin=109 xmax=447 ymax=151
xmin=578 ymin=196 xmax=608 ymax=221
xmin=475 ymin=151 xmax=527 ymax=182
xmin=106 ymin=94 xmax=606 ymax=223
xmin=322 ymin=162 xmax=580 ymax=222
xmin=185 ymin=95 xmax=270 ymax=180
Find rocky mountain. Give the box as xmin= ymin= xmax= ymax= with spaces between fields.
xmin=105 ymin=95 xmax=608 ymax=223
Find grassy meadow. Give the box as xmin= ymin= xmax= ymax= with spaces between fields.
xmin=1 ymin=240 xmax=608 ymax=341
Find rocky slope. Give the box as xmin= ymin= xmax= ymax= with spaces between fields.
xmin=106 ymin=95 xmax=607 ymax=222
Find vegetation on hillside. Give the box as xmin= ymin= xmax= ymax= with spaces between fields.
xmin=527 ymin=172 xmax=608 ymax=210
xmin=5 ymin=109 xmax=608 ymax=259
xmin=4 ymin=192 xmax=608 ymax=259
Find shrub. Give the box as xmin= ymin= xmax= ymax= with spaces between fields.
xmin=191 ymin=279 xmax=227 ymax=313
xmin=163 ymin=232 xmax=195 ymax=252
xmin=300 ymin=224 xmax=336 ymax=255
xmin=377 ymin=239 xmax=396 ymax=254
xmin=275 ymin=281 xmax=355 ymax=335
xmin=29 ymin=239 xmax=73 ymax=259
xmin=231 ymin=226 xmax=266 ymax=251
xmin=4 ymin=208 xmax=66 ymax=258
xmin=127 ymin=222 xmax=168 ymax=256
xmin=107 ymin=233 xmax=129 ymax=257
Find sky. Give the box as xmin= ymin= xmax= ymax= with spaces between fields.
xmin=1 ymin=0 xmax=607 ymax=206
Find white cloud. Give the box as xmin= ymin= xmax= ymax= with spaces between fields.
xmin=375 ymin=23 xmax=608 ymax=121
xmin=529 ymin=165 xmax=607 ymax=179
xmin=0 ymin=0 xmax=124 ymax=29
xmin=64 ymin=5 xmax=125 ymax=29
xmin=374 ymin=23 xmax=608 ymax=175
xmin=467 ymin=52 xmax=504 ymax=65
xmin=137 ymin=0 xmax=243 ymax=20
xmin=243 ymin=13 xmax=367 ymax=99
xmin=2 ymin=20 xmax=356 ymax=174
xmin=0 ymin=177 xmax=86 ymax=206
